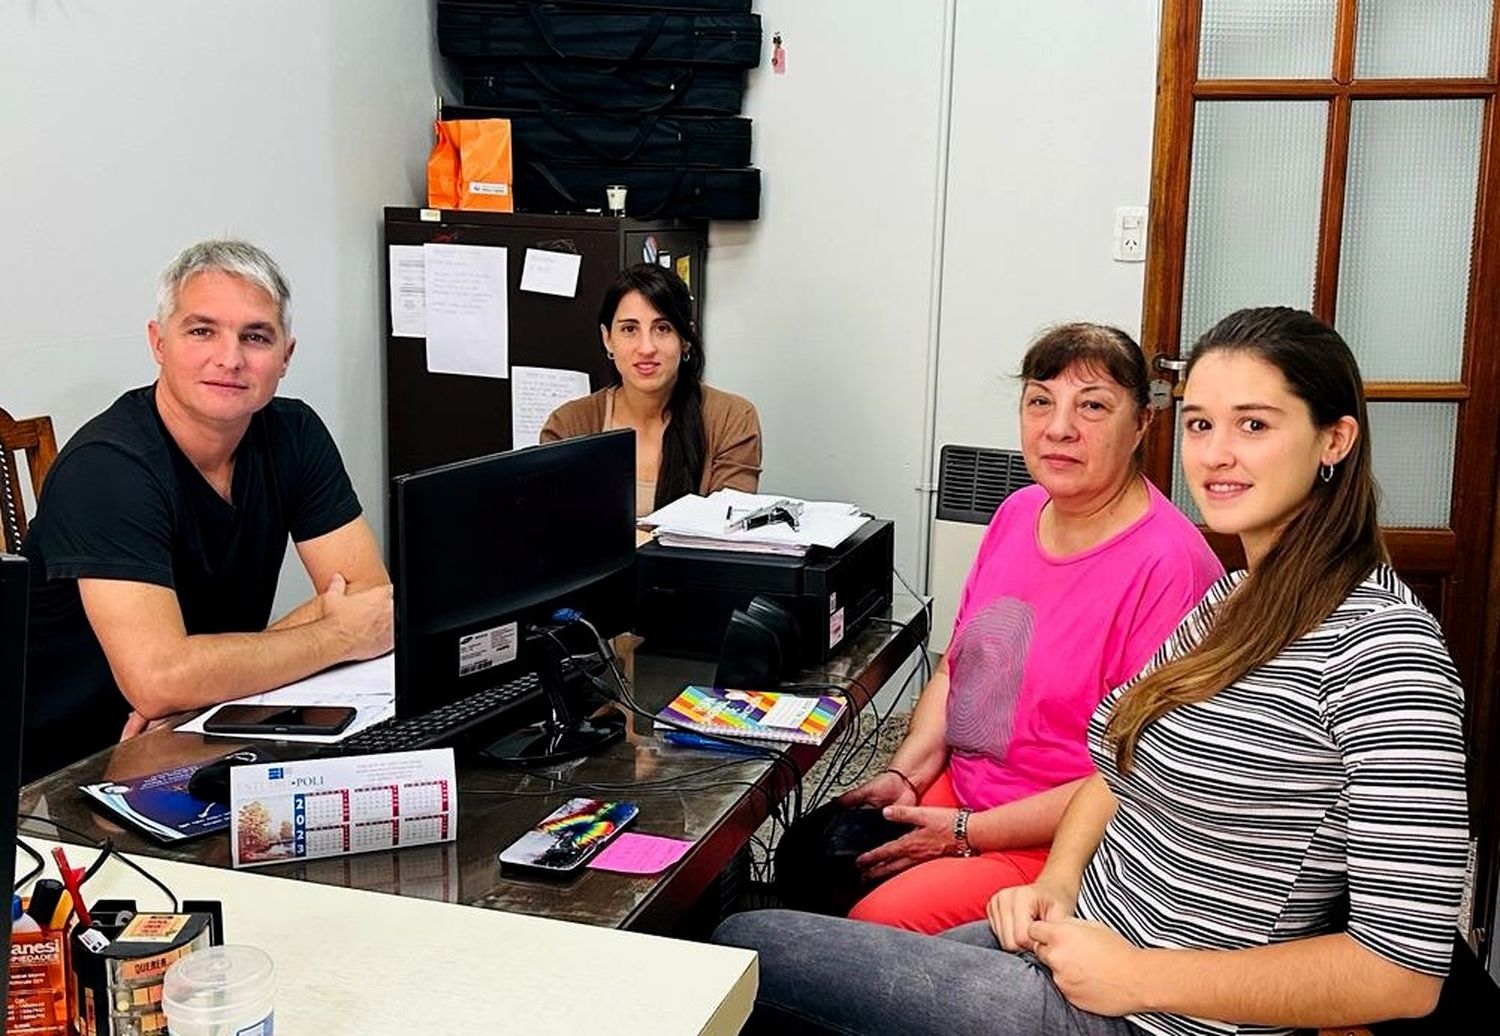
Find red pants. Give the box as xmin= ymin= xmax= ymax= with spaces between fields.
xmin=846 ymin=770 xmax=1049 ymax=934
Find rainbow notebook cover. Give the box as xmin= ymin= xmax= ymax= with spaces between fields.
xmin=654 ymin=686 xmax=846 ymax=746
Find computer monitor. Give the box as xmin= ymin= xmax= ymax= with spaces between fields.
xmin=2 ymin=553 xmax=30 ymax=1001
xmin=390 ymin=430 xmax=636 ymax=740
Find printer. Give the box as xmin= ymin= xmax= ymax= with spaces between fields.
xmin=635 ymin=518 xmax=895 ymax=664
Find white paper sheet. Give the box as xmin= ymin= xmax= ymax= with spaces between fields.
xmin=178 ymin=654 xmax=396 ymax=744
xmin=643 ymin=489 xmax=868 ymax=553
xmin=423 ymin=242 xmax=509 ymax=378
xmin=511 ymin=366 xmax=592 ymax=448
xmin=388 ymin=245 xmax=426 ymax=338
xmin=519 ymin=248 xmax=583 ymax=297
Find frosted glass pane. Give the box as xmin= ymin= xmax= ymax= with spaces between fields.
xmin=1181 ymin=102 xmax=1326 ymax=350
xmin=1170 ymin=402 xmax=1456 ymax=530
xmin=1356 ymin=0 xmax=1493 ymax=78
xmin=1368 ymin=402 xmax=1457 ymax=527
xmin=1199 ymin=0 xmax=1337 ymax=78
xmin=1336 ymin=100 xmax=1481 ymax=382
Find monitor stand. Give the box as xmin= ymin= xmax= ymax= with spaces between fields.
xmin=478 ymin=630 xmax=626 ymax=765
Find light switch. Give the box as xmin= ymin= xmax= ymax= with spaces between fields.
xmin=1114 ymin=205 xmax=1147 ymax=262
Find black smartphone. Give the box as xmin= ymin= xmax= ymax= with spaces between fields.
xmin=824 ymin=807 xmax=915 ymax=859
xmin=202 ymin=704 xmax=358 ymax=737
xmin=497 ymin=797 xmax=639 ymax=876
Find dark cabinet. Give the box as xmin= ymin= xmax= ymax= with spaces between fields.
xmin=383 ymin=208 xmax=708 ymax=478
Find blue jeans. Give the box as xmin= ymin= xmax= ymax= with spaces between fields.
xmin=713 ymin=909 xmax=1141 ymax=1036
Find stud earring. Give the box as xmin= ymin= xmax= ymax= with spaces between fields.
xmin=1320 ymin=463 xmax=1335 ymax=483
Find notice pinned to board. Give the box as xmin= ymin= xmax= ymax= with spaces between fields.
xmin=423 ymin=243 xmax=509 ymax=379
xmin=388 ymin=245 xmax=426 ymax=338
xmin=519 ymin=247 xmax=582 ymax=298
xmin=511 ymin=366 xmax=592 ymax=448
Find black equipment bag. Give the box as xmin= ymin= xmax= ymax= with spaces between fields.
xmin=530 ymin=0 xmax=752 ymax=9
xmin=517 ymin=161 xmax=760 ymax=220
xmin=443 ymin=105 xmax=752 ymax=167
xmin=461 ymin=61 xmax=747 ymax=115
xmin=438 ymin=3 xmax=762 ymax=67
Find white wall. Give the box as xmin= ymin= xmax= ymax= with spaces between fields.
xmin=934 ymin=1 xmax=1162 ymax=454
xmin=702 ymin=0 xmax=953 ymax=590
xmin=0 ymin=0 xmax=438 ymax=612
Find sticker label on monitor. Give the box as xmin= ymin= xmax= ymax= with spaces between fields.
xmin=829 ymin=607 xmax=845 ymax=650
xmin=458 ymin=622 xmax=518 ymax=676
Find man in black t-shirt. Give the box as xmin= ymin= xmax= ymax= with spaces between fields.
xmin=20 ymin=240 xmax=391 ymax=781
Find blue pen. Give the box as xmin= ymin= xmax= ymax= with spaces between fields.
xmin=661 ymin=730 xmax=764 ymax=756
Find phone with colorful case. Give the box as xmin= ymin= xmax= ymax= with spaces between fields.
xmin=497 ymin=797 xmax=639 ymax=875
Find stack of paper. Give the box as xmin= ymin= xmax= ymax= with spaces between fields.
xmin=642 ymin=489 xmax=867 ymax=557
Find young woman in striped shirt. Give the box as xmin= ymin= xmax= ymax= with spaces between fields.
xmin=714 ymin=307 xmax=1468 ymax=1036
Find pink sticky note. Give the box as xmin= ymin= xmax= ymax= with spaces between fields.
xmin=588 ymin=833 xmax=694 ymax=875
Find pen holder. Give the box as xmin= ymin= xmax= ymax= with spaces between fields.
xmin=70 ymin=905 xmax=216 ymax=1036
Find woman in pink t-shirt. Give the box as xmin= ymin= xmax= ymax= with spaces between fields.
xmin=825 ymin=323 xmax=1222 ymax=934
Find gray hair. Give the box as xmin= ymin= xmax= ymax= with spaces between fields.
xmin=156 ymin=239 xmax=293 ymax=336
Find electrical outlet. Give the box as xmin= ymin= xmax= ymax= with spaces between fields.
xmin=1113 ymin=205 xmax=1147 ymax=262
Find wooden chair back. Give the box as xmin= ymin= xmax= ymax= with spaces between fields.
xmin=0 ymin=407 xmax=58 ymax=553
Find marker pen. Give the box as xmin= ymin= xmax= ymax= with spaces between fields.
xmin=661 ymin=731 xmax=764 ymax=756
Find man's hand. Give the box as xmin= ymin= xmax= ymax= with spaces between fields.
xmin=1028 ymin=918 xmax=1145 ymax=1017
xmin=836 ymin=770 xmax=918 ymax=810
xmin=318 ymin=573 xmax=393 ymax=662
xmin=854 ymin=805 xmax=958 ymax=881
xmin=988 ymin=878 xmax=1078 ymax=951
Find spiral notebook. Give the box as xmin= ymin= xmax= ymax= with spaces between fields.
xmin=654 ymin=686 xmax=846 ymax=746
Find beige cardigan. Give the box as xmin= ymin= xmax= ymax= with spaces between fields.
xmin=540 ymin=384 xmax=762 ymax=510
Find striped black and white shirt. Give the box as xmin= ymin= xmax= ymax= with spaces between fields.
xmin=1077 ymin=566 xmax=1468 ymax=1036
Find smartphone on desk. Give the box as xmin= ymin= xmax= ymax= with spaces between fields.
xmin=202 ymin=704 xmax=358 ymax=737
xmin=498 ymin=797 xmax=639 ymax=876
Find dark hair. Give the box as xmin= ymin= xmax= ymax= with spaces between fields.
xmin=1107 ymin=306 xmax=1385 ymax=772
xmin=598 ymin=264 xmax=706 ymax=509
xmin=1019 ymin=322 xmax=1151 ymax=463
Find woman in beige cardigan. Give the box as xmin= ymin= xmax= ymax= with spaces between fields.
xmin=541 ymin=263 xmax=761 ymax=517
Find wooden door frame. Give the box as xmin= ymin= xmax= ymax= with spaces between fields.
xmin=1142 ymin=0 xmax=1500 ymax=955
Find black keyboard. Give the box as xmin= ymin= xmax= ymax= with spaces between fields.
xmin=317 ymin=671 xmax=544 ymax=757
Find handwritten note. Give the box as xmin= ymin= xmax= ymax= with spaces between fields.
xmin=587 ymin=833 xmax=694 ymax=875
xmin=387 ymin=245 xmax=426 ymax=338
xmin=423 ymin=243 xmax=509 ymax=379
xmin=519 ymin=248 xmax=582 ymax=297
xmin=511 ymin=366 xmax=592 ymax=448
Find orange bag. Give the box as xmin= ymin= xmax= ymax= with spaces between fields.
xmin=426 ymin=118 xmax=514 ymax=211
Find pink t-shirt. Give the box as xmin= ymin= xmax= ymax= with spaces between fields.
xmin=946 ymin=481 xmax=1222 ymax=810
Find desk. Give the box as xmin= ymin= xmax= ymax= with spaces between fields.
xmin=19 ymin=594 xmax=928 ymax=936
xmin=18 ymin=836 xmax=756 ymax=1035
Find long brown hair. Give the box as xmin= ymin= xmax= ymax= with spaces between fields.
xmin=1106 ymin=307 xmax=1386 ymax=772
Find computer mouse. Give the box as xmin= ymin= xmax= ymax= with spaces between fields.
xmin=186 ymin=749 xmax=268 ymax=805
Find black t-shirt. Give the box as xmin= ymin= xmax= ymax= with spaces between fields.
xmin=19 ymin=386 xmax=362 ymax=781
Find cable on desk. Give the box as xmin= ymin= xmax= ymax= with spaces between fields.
xmin=17 ymin=813 xmax=180 ymax=913
xmin=561 ymin=616 xmax=810 ymax=827
xmin=14 ymin=838 xmax=44 ymax=890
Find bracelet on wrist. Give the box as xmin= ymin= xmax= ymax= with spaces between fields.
xmin=884 ymin=767 xmax=920 ymax=799
xmin=952 ymin=807 xmax=978 ymax=857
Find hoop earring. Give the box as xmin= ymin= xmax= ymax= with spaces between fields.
xmin=606 ymin=350 xmax=615 ymax=359
xmin=682 ymin=346 xmax=692 ymax=362
xmin=1319 ymin=463 xmax=1335 ymax=483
